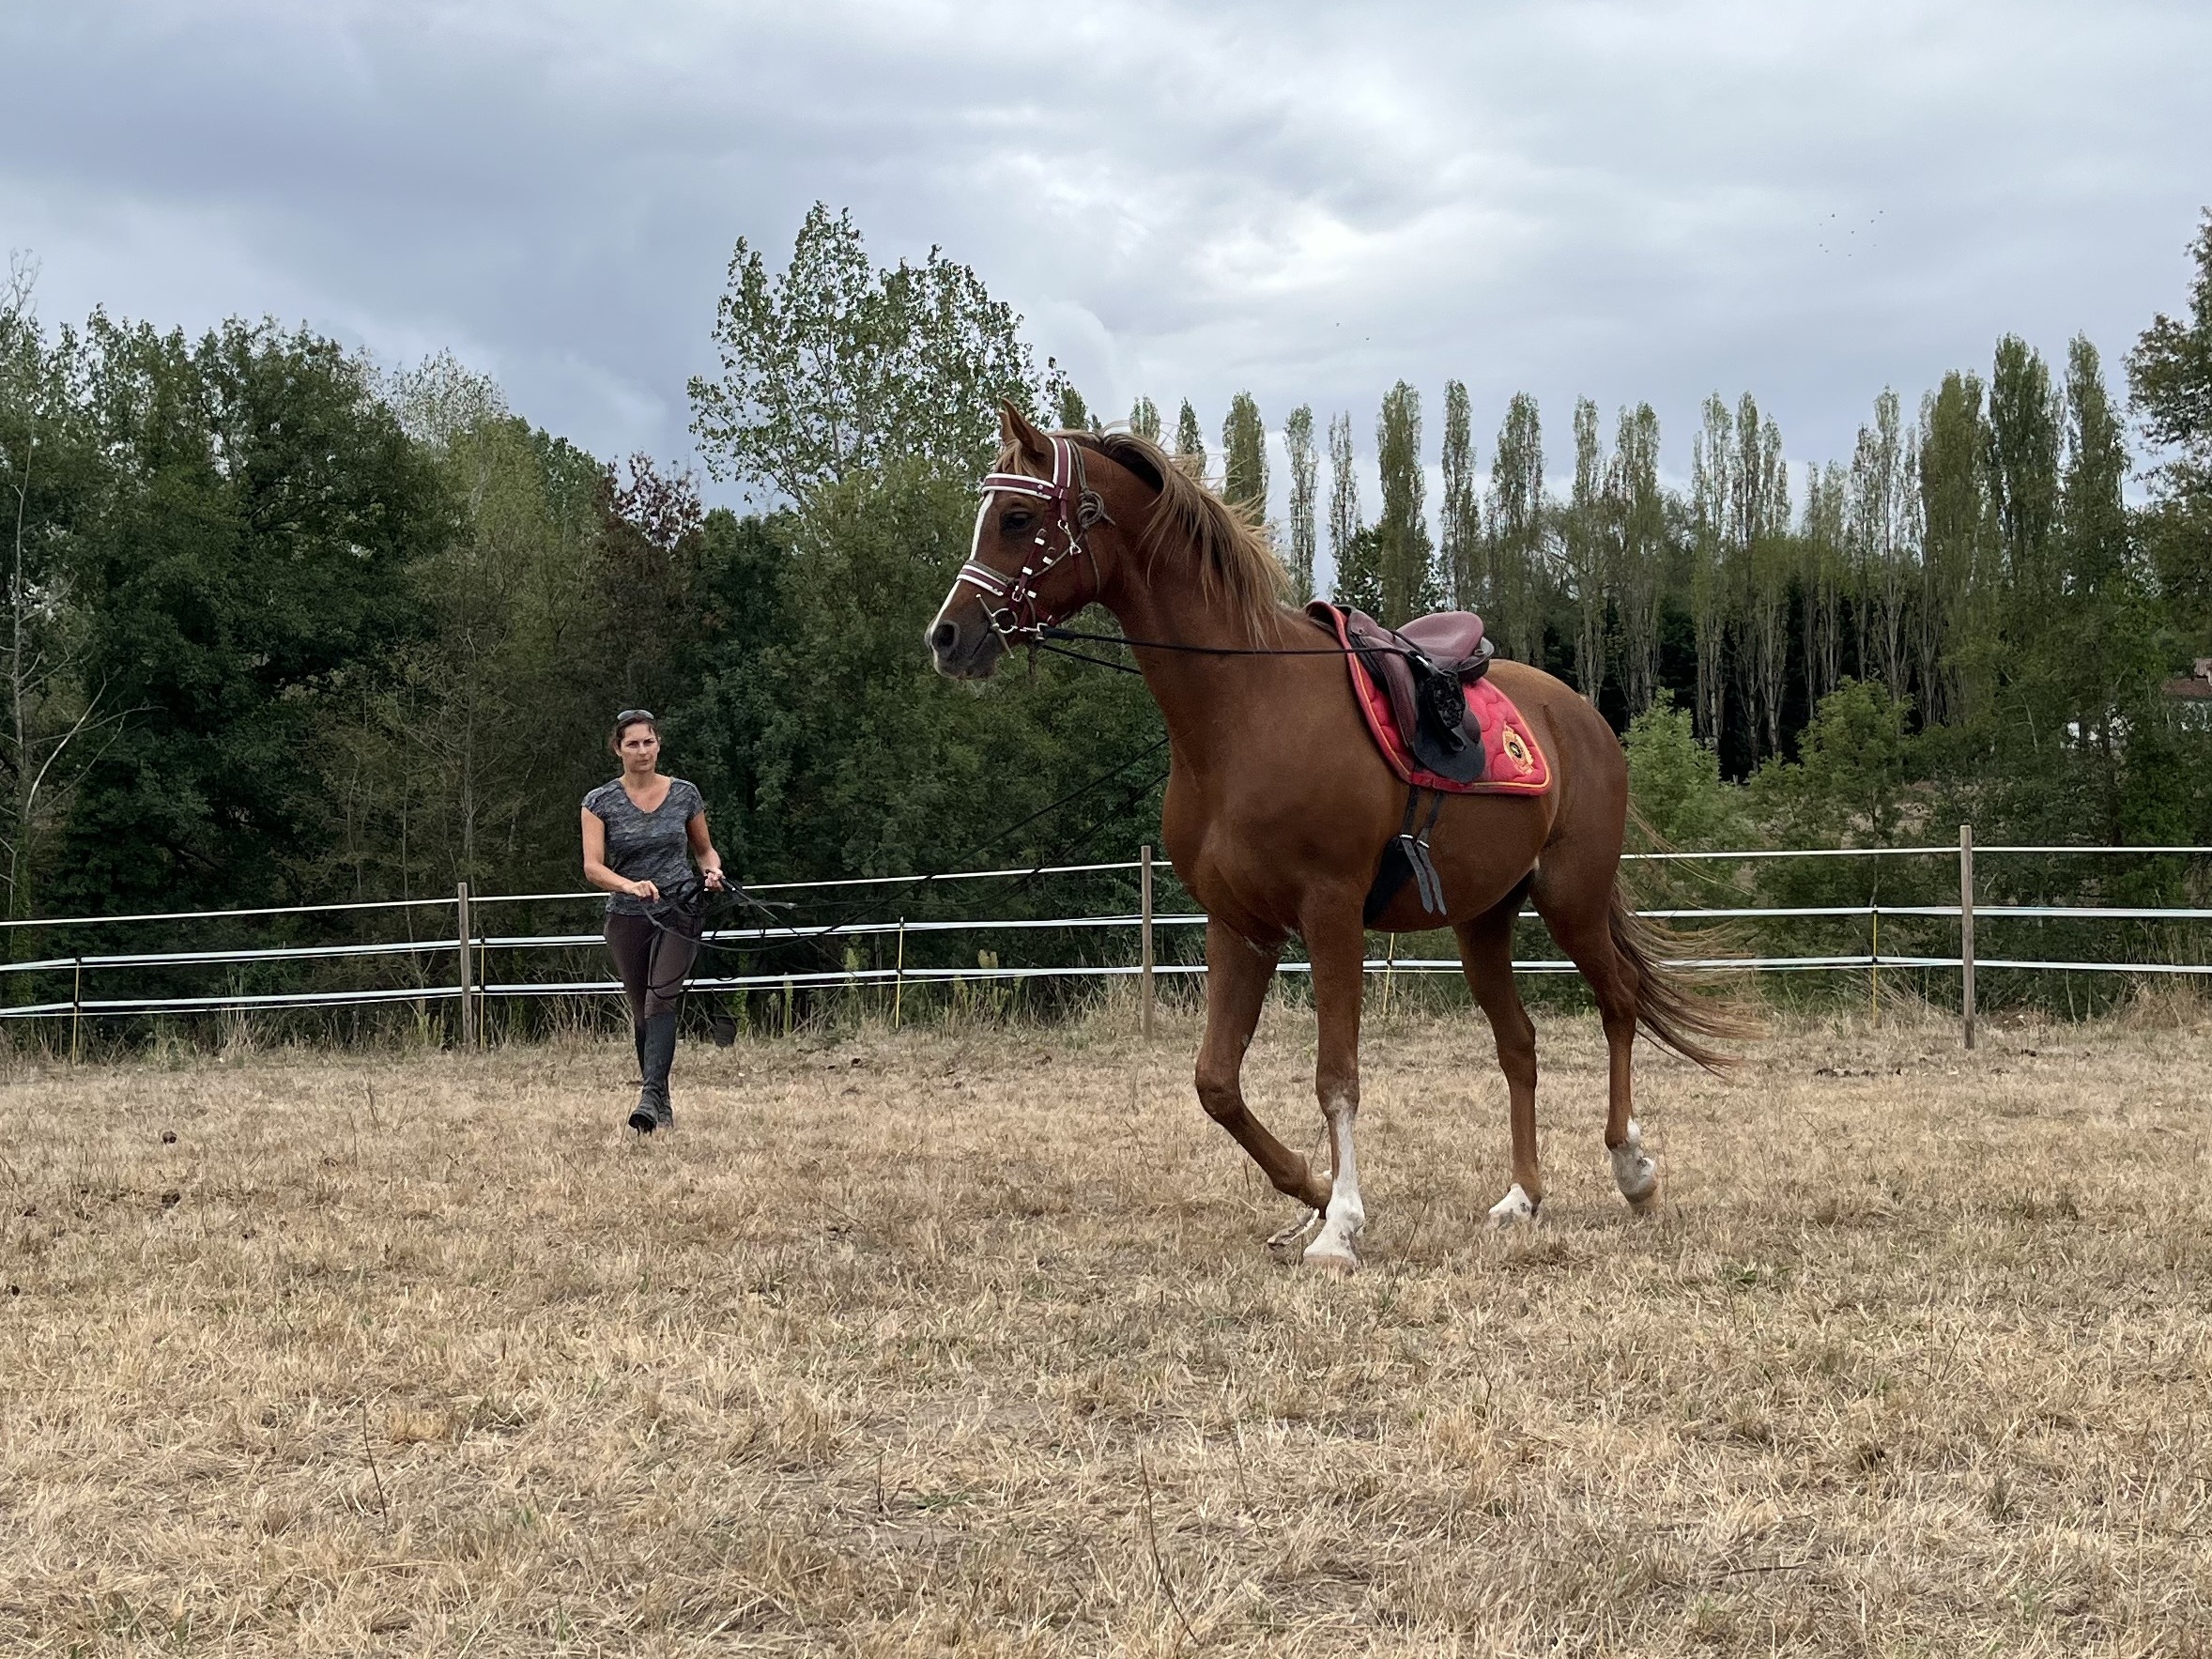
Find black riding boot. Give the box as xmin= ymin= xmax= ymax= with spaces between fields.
xmin=631 ymin=1010 xmax=678 ymax=1133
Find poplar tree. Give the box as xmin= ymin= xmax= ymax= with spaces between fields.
xmin=1988 ymin=335 xmax=2061 ymax=608
xmin=1560 ymin=396 xmax=1610 ymax=702
xmin=1129 ymin=396 xmax=1161 ymax=445
xmin=1375 ymin=381 xmax=1436 ymax=624
xmin=1607 ymin=403 xmax=1666 ymax=716
xmin=1801 ymin=460 xmax=1848 ymax=712
xmin=1916 ymin=372 xmax=1990 ymax=723
xmin=1733 ymin=393 xmax=1791 ymax=761
xmin=1439 ymin=379 xmax=1480 ymax=611
xmin=1688 ymin=394 xmax=1733 ymax=745
xmin=1173 ymin=400 xmax=1206 ymax=479
xmin=1283 ymin=404 xmax=1318 ymax=604
xmin=2060 ymin=334 xmax=2143 ymax=838
xmin=1848 ymin=389 xmax=1917 ymax=701
xmin=1056 ymin=386 xmax=1090 ymax=431
xmin=1327 ymin=410 xmax=1363 ymax=599
xmin=1221 ymin=392 xmax=1267 ymax=516
xmin=1486 ymin=394 xmax=1545 ymax=662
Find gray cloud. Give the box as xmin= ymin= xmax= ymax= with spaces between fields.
xmin=4 ymin=0 xmax=2206 ymax=517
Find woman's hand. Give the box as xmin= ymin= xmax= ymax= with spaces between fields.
xmin=629 ymin=879 xmax=661 ymax=903
xmin=703 ymin=867 xmax=726 ymax=892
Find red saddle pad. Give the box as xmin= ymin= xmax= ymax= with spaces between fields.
xmin=1315 ymin=607 xmax=1553 ymax=796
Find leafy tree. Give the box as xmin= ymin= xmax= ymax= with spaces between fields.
xmin=1374 ymin=381 xmax=1436 ymax=624
xmin=689 ymin=203 xmax=1062 ymax=502
xmin=1173 ymin=399 xmax=1206 ymax=479
xmin=1439 ymin=379 xmax=1479 ymax=611
xmin=1486 ymin=393 xmax=1546 ymax=662
xmin=1326 ymin=410 xmax=1360 ymax=600
xmin=1917 ymin=371 xmax=1990 ymax=723
xmin=1988 ymin=335 xmax=2061 ymax=607
xmin=1283 ymin=404 xmax=1318 ymax=603
xmin=1331 ymin=525 xmax=1387 ymax=619
xmin=2129 ymin=210 xmax=2212 ymax=640
xmin=1800 ymin=460 xmax=1848 ymax=714
xmin=1129 ymin=396 xmax=1161 ymax=445
xmin=1848 ymin=388 xmax=1916 ymax=701
xmin=1560 ymin=396 xmax=1610 ymax=702
xmin=53 ymin=317 xmax=446 ymax=912
xmin=0 ymin=260 xmax=110 ymax=923
xmin=1622 ymin=694 xmax=1744 ymax=851
xmin=1688 ymin=394 xmax=1732 ymax=745
xmin=683 ymin=459 xmax=1158 ymax=885
xmin=1607 ymin=403 xmax=1666 ymax=716
xmin=2056 ymin=335 xmax=2153 ymax=843
xmin=1752 ymin=679 xmax=1918 ymax=848
xmin=1732 ymin=393 xmax=1791 ymax=761
xmin=1221 ymin=392 xmax=1267 ymax=515
xmin=1056 ymin=385 xmax=1092 ymax=432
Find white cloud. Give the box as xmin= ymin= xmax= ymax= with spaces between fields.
xmin=4 ymin=0 xmax=2205 ymax=515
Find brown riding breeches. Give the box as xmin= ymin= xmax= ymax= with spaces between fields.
xmin=604 ymin=909 xmax=702 ymax=1025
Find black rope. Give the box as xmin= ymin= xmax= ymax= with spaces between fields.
xmin=637 ymin=731 xmax=1175 ymax=968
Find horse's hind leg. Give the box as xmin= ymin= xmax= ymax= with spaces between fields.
xmin=1453 ymin=884 xmax=1544 ymax=1225
xmin=1531 ymin=878 xmax=1659 ymax=1211
xmin=1194 ymin=919 xmax=1334 ymax=1222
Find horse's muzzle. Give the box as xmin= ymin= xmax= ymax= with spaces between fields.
xmin=927 ymin=607 xmax=1006 ymax=681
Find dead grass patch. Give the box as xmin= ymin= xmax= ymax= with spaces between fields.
xmin=1 ymin=1004 xmax=2208 ymax=1654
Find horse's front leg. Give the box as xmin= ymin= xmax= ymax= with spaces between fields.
xmin=1194 ymin=919 xmax=1334 ymax=1219
xmin=1300 ymin=902 xmax=1371 ymax=1271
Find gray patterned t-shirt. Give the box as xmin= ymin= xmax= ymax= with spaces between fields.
xmin=584 ymin=776 xmax=705 ymax=914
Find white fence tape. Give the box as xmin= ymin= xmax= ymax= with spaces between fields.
xmin=0 ymin=843 xmax=2203 ymax=1022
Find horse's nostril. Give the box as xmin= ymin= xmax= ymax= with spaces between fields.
xmin=929 ymin=620 xmax=959 ymax=654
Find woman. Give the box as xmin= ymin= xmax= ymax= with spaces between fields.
xmin=581 ymin=709 xmax=726 ymax=1133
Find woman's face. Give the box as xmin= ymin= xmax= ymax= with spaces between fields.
xmin=617 ymin=723 xmax=660 ymax=772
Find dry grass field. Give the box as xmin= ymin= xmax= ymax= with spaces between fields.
xmin=2 ymin=995 xmax=2208 ymax=1656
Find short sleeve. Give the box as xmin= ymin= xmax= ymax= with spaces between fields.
xmin=582 ymin=783 xmax=615 ymax=821
xmin=677 ymin=780 xmax=705 ymax=822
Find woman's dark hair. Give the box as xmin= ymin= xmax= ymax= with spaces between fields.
xmin=609 ymin=708 xmax=659 ymax=755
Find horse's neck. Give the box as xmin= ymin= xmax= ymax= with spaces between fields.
xmin=1105 ymin=578 xmax=1302 ymax=769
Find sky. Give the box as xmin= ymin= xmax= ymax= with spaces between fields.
xmin=4 ymin=0 xmax=2207 ymax=525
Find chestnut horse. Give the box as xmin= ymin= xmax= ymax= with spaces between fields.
xmin=929 ymin=407 xmax=1740 ymax=1270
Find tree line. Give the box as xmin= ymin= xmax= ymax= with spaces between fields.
xmin=1 ymin=205 xmax=2208 ymax=955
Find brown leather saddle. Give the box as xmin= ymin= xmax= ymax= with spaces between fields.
xmin=1305 ymin=601 xmax=1497 ymax=786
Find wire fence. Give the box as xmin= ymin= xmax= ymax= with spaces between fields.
xmin=2 ymin=837 xmax=2207 ymax=1047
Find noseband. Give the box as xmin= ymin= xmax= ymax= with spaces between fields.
xmin=956 ymin=435 xmax=1112 ymax=640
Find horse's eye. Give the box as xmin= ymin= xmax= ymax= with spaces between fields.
xmin=1003 ymin=512 xmax=1033 ymax=534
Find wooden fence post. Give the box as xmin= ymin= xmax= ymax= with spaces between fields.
xmin=70 ymin=956 xmax=83 ymax=1065
xmin=454 ymin=882 xmax=474 ymax=1052
xmin=893 ymin=918 xmax=906 ymax=1031
xmin=1959 ymin=823 xmax=1976 ymax=1051
xmin=1140 ymin=844 xmax=1155 ymax=1037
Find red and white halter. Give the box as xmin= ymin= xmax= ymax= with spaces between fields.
xmin=955 ymin=434 xmax=1110 ymax=639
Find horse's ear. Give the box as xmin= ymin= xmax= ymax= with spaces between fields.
xmin=999 ymin=398 xmax=1052 ymax=466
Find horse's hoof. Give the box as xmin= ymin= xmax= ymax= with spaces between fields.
xmin=1302 ymin=1239 xmax=1360 ymax=1273
xmin=1610 ymin=1121 xmax=1659 ymax=1209
xmin=1487 ymin=1184 xmax=1541 ymax=1227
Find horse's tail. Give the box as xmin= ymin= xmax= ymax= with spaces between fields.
xmin=1607 ymin=876 xmax=1759 ymax=1075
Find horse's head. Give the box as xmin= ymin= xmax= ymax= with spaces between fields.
xmin=927 ymin=402 xmax=1147 ymax=680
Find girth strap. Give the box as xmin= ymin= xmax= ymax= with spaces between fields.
xmin=1362 ymin=785 xmax=1449 ymax=926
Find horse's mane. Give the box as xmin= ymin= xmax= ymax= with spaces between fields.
xmin=992 ymin=427 xmax=1290 ymax=643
